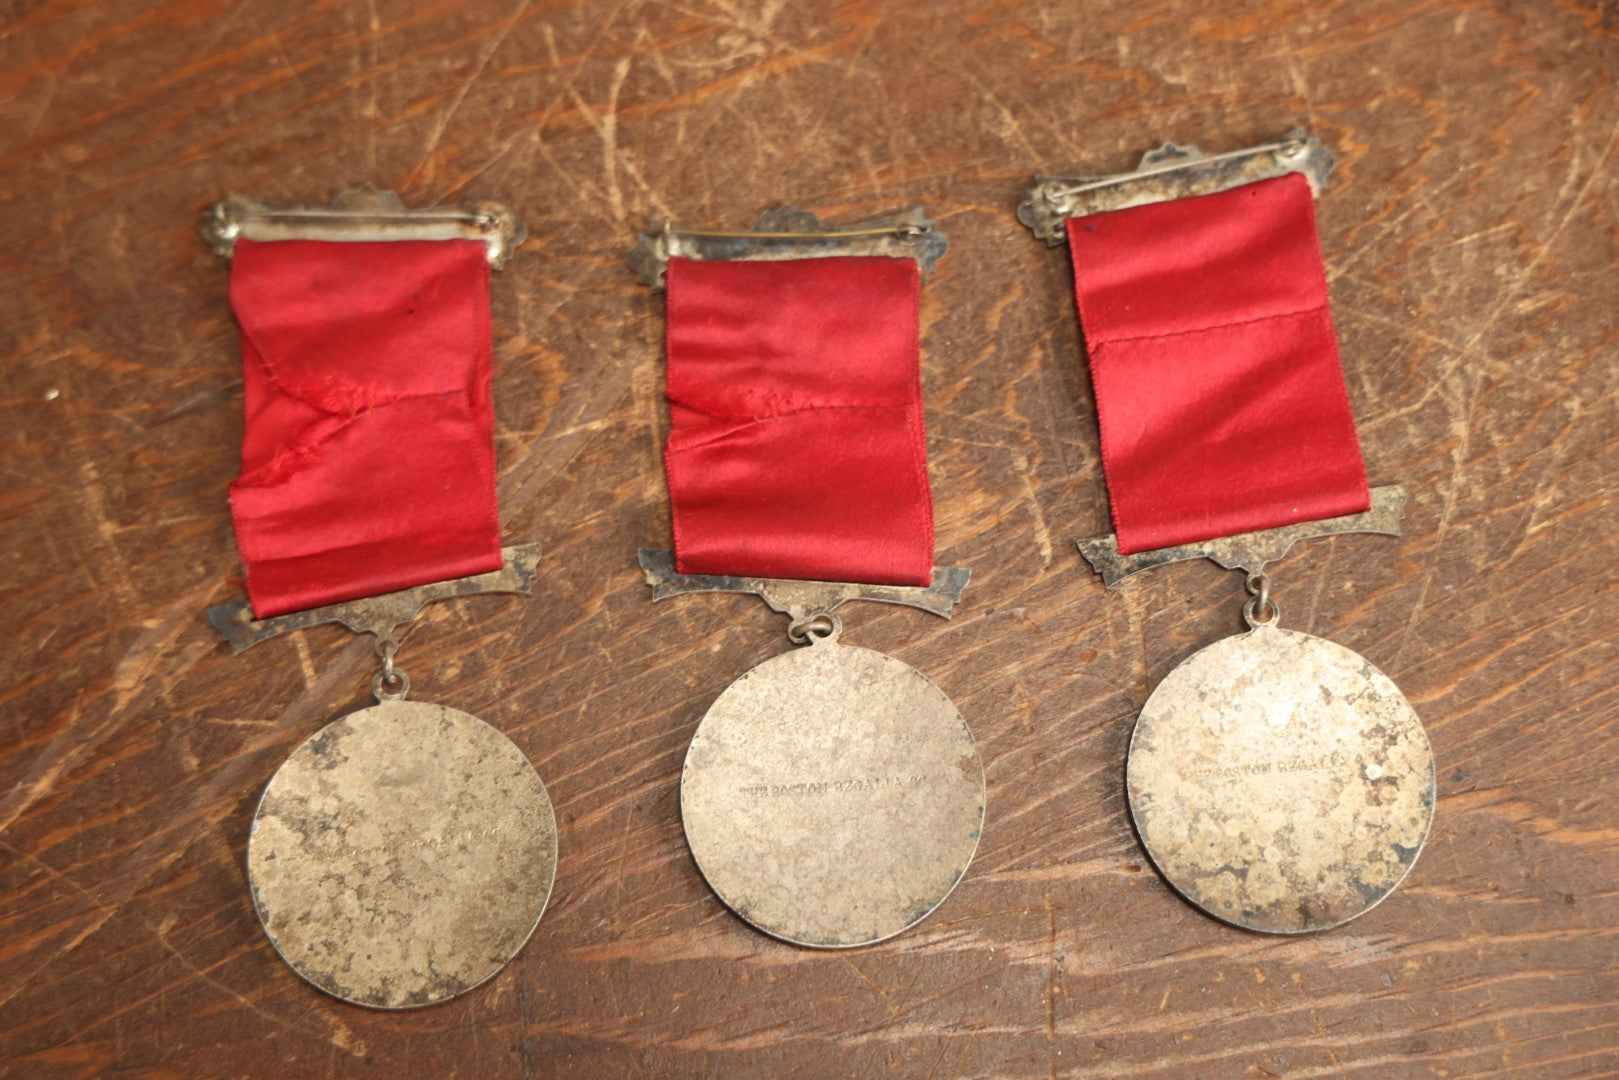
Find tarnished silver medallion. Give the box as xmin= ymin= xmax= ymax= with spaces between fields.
xmin=248 ymin=700 xmax=557 ymax=1007
xmin=1127 ymin=623 xmax=1435 ymax=933
xmin=681 ymin=636 xmax=984 ymax=948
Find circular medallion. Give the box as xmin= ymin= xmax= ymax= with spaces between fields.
xmin=247 ymin=700 xmax=557 ymax=1007
xmin=1128 ymin=624 xmax=1435 ymax=934
xmin=681 ymin=640 xmax=984 ymax=948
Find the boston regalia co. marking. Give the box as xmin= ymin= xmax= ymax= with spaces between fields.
xmin=247 ymin=701 xmax=558 ymax=1008
xmin=681 ymin=639 xmax=984 ymax=948
xmin=1127 ymin=623 xmax=1435 ymax=933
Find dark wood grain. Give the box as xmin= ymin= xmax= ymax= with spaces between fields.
xmin=2 ymin=1 xmax=1616 ymax=1076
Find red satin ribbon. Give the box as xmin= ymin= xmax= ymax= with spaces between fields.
xmin=228 ymin=238 xmax=503 ymax=618
xmin=1066 ymin=173 xmax=1370 ymax=555
xmin=662 ymin=255 xmax=934 ymax=586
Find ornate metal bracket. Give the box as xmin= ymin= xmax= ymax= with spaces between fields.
xmin=637 ymin=549 xmax=969 ymax=623
xmin=208 ymin=542 xmax=544 ymax=654
xmin=628 ymin=206 xmax=948 ymax=289
xmin=201 ymin=190 xmax=526 ymax=268
xmin=1018 ymin=130 xmax=1335 ymax=245
xmin=1077 ymin=486 xmax=1407 ymax=587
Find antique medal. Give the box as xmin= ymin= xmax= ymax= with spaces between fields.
xmin=631 ymin=210 xmax=984 ymax=947
xmin=1023 ymin=135 xmax=1436 ymax=932
xmin=204 ymin=192 xmax=557 ymax=1005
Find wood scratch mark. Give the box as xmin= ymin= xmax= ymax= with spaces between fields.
xmin=0 ymin=840 xmax=124 ymax=1010
xmin=23 ymin=36 xmax=89 ymax=142
xmin=152 ymin=922 xmax=366 ymax=1056
xmin=291 ymin=632 xmax=316 ymax=692
xmin=404 ymin=0 xmax=533 ymax=192
xmin=0 ymin=583 xmax=212 ymax=835
xmin=1045 ymin=891 xmax=1059 ymax=1075
xmin=1017 ymin=453 xmax=1052 ymax=568
xmin=568 ymin=55 xmax=634 ymax=225
xmin=1391 ymin=115 xmax=1619 ymax=668
xmin=365 ymin=0 xmax=381 ymax=175
xmin=837 ymin=954 xmax=889 ymax=1003
xmin=1328 ymin=168 xmax=1477 ymax=284
xmin=1286 ymin=54 xmax=1316 ymax=132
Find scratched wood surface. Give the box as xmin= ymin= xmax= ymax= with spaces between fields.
xmin=2 ymin=1 xmax=1616 ymax=1077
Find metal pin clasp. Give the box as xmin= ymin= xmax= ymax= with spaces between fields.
xmin=1040 ymin=136 xmax=1310 ymax=200
xmin=201 ymin=190 xmax=526 ymax=267
xmin=1019 ymin=130 xmax=1335 ymax=244
xmin=661 ymin=222 xmax=930 ymax=241
xmin=630 ymin=206 xmax=947 ymax=289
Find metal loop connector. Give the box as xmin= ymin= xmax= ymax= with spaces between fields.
xmin=1243 ymin=572 xmax=1281 ymax=628
xmin=372 ymin=669 xmax=411 ymax=702
xmin=787 ymin=611 xmax=843 ymax=646
xmin=375 ymin=634 xmax=399 ymax=678
xmin=372 ymin=634 xmax=409 ymax=701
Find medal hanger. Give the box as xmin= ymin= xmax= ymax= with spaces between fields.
xmin=629 ymin=208 xmax=984 ymax=948
xmin=1023 ymin=134 xmax=1436 ymax=934
xmin=204 ymin=191 xmax=557 ymax=1007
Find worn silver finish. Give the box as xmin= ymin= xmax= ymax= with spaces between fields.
xmin=1019 ymin=130 xmax=1335 ymax=244
xmin=208 ymin=543 xmax=543 ymax=653
xmin=202 ymin=190 xmax=526 ymax=267
xmin=1077 ymin=486 xmax=1406 ymax=587
xmin=248 ymin=700 xmax=557 ymax=1008
xmin=628 ymin=206 xmax=949 ymax=288
xmin=681 ymin=631 xmax=984 ymax=947
xmin=638 ymin=549 xmax=969 ymax=622
xmin=1127 ymin=622 xmax=1435 ymax=933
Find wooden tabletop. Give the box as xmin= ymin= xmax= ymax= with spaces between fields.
xmin=3 ymin=2 xmax=1616 ymax=1077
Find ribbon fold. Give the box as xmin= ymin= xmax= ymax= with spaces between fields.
xmin=662 ymin=255 xmax=935 ymax=586
xmin=228 ymin=238 xmax=503 ymax=618
xmin=1066 ymin=173 xmax=1370 ymax=555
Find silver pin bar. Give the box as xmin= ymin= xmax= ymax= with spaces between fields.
xmin=201 ymin=190 xmax=526 ymax=267
xmin=628 ymin=205 xmax=948 ymax=289
xmin=1019 ymin=130 xmax=1335 ymax=245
